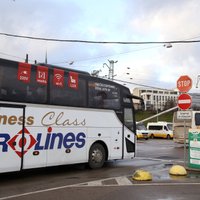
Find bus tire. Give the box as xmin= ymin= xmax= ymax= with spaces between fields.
xmin=88 ymin=143 xmax=106 ymax=169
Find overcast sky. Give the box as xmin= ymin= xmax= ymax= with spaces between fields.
xmin=1 ymin=0 xmax=200 ymax=92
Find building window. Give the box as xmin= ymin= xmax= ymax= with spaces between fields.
xmin=147 ymin=94 xmax=151 ymax=100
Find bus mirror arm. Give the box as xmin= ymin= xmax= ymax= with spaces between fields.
xmin=126 ymin=94 xmax=143 ymax=101
xmin=126 ymin=94 xmax=145 ymax=110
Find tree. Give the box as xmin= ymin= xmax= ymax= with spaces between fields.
xmin=163 ymin=99 xmax=176 ymax=110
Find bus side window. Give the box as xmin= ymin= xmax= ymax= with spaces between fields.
xmin=0 ymin=63 xmax=27 ymax=102
xmin=0 ymin=63 xmax=48 ymax=104
xmin=0 ymin=88 xmax=7 ymax=97
xmin=50 ymin=71 xmax=86 ymax=107
xmin=88 ymin=81 xmax=120 ymax=109
xmin=95 ymin=91 xmax=107 ymax=107
xmin=24 ymin=67 xmax=47 ymax=104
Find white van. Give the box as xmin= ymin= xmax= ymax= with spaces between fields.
xmin=147 ymin=121 xmax=173 ymax=139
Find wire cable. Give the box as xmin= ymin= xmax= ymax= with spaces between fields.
xmin=1 ymin=32 xmax=200 ymax=44
xmin=113 ymin=78 xmax=173 ymax=91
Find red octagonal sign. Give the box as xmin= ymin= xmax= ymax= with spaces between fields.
xmin=177 ymin=93 xmax=192 ymax=110
xmin=177 ymin=75 xmax=192 ymax=93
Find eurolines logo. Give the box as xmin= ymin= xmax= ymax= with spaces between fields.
xmin=0 ymin=127 xmax=86 ymax=158
xmin=7 ymin=128 xmax=37 ymax=157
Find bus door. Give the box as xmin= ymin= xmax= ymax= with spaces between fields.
xmin=0 ymin=104 xmax=25 ymax=173
xmin=123 ymin=107 xmax=136 ymax=159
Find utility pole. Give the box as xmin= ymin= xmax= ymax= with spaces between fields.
xmin=196 ymin=75 xmax=200 ymax=88
xmin=103 ymin=60 xmax=118 ymax=80
xmin=45 ymin=50 xmax=48 ymax=64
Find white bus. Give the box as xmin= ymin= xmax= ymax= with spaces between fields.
xmin=0 ymin=58 xmax=140 ymax=173
xmin=173 ymin=111 xmax=200 ymax=143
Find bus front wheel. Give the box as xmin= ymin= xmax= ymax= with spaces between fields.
xmin=88 ymin=143 xmax=106 ymax=169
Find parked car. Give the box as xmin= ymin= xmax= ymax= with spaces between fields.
xmin=147 ymin=121 xmax=173 ymax=139
xmin=136 ymin=123 xmax=149 ymax=140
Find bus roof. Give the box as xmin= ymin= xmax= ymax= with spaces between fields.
xmin=38 ymin=63 xmax=90 ymax=76
xmin=0 ymin=57 xmax=133 ymax=92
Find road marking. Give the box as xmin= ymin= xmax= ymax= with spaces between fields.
xmin=0 ymin=176 xmax=131 ymax=200
xmin=78 ymin=176 xmax=132 ymax=187
xmin=86 ymin=180 xmax=103 ymax=186
xmin=115 ymin=176 xmax=133 ymax=185
xmin=1 ymin=176 xmax=200 ymax=200
xmin=0 ymin=162 xmax=195 ymax=200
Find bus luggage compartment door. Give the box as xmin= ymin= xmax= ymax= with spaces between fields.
xmin=0 ymin=105 xmax=25 ymax=173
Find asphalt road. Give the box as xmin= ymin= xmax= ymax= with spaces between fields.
xmin=0 ymin=139 xmax=200 ymax=200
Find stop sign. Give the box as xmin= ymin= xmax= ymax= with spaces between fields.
xmin=177 ymin=93 xmax=192 ymax=110
xmin=177 ymin=75 xmax=192 ymax=92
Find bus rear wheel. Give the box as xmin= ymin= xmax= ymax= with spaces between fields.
xmin=88 ymin=143 xmax=106 ymax=169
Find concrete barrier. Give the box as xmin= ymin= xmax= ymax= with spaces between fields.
xmin=132 ymin=169 xmax=152 ymax=181
xmin=169 ymin=165 xmax=187 ymax=176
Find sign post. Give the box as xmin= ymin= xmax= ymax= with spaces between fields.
xmin=176 ymin=75 xmax=193 ymax=167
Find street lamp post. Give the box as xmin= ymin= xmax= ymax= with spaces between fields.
xmin=163 ymin=43 xmax=172 ymax=48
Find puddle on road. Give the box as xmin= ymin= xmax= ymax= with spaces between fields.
xmin=187 ymin=172 xmax=200 ymax=179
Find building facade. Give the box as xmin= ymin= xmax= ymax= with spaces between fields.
xmin=132 ymin=87 xmax=179 ymax=111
